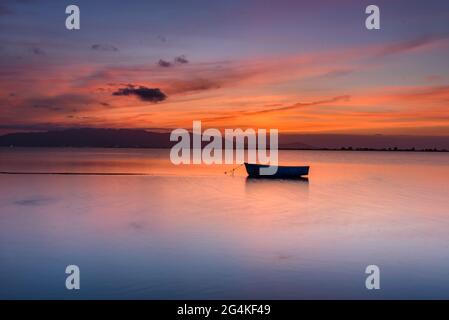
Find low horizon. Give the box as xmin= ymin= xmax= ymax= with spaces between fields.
xmin=1 ymin=127 xmax=448 ymax=150
xmin=2 ymin=125 xmax=449 ymax=136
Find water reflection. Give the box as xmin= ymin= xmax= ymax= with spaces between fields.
xmin=1 ymin=148 xmax=449 ymax=299
xmin=245 ymin=176 xmax=309 ymax=199
xmin=246 ymin=176 xmax=309 ymax=183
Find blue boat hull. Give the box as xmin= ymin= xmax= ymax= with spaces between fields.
xmin=244 ymin=163 xmax=309 ymax=178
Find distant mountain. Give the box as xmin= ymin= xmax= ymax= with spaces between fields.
xmin=0 ymin=128 xmax=171 ymax=148
xmin=0 ymin=128 xmax=448 ymax=150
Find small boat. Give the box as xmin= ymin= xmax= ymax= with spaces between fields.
xmin=244 ymin=163 xmax=309 ymax=178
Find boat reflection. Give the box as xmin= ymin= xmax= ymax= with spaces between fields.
xmin=245 ymin=176 xmax=309 ymax=197
xmin=245 ymin=176 xmax=309 ymax=183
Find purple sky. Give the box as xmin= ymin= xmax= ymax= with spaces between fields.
xmin=1 ymin=0 xmax=448 ymax=136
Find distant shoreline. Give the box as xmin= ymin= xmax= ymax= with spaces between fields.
xmin=1 ymin=146 xmax=448 ymax=152
xmin=280 ymin=147 xmax=449 ymax=152
xmin=1 ymin=129 xmax=448 ymax=152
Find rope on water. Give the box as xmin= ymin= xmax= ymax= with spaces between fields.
xmin=224 ymin=163 xmax=244 ymax=176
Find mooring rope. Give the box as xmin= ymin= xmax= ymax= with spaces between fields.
xmin=224 ymin=163 xmax=244 ymax=176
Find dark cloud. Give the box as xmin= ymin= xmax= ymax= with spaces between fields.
xmin=158 ymin=56 xmax=188 ymax=68
xmin=31 ymin=47 xmax=45 ymax=55
xmin=174 ymin=55 xmax=189 ymax=64
xmin=112 ymin=85 xmax=167 ymax=103
xmin=91 ymin=44 xmax=119 ymax=52
xmin=14 ymin=197 xmax=56 ymax=206
xmin=157 ymin=35 xmax=167 ymax=43
xmin=23 ymin=94 xmax=95 ymax=113
xmin=158 ymin=59 xmax=172 ymax=68
xmin=33 ymin=104 xmax=62 ymax=111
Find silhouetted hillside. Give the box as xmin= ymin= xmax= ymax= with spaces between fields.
xmin=0 ymin=128 xmax=171 ymax=148
xmin=0 ymin=128 xmax=448 ymax=151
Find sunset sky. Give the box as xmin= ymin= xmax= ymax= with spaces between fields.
xmin=0 ymin=0 xmax=448 ymax=136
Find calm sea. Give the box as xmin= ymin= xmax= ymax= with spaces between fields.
xmin=0 ymin=148 xmax=448 ymax=299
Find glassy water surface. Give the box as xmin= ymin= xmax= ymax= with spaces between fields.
xmin=0 ymin=148 xmax=448 ymax=299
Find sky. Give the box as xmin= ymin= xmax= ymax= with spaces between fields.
xmin=0 ymin=0 xmax=448 ymax=136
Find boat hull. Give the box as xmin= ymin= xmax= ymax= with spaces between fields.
xmin=244 ymin=163 xmax=309 ymax=178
